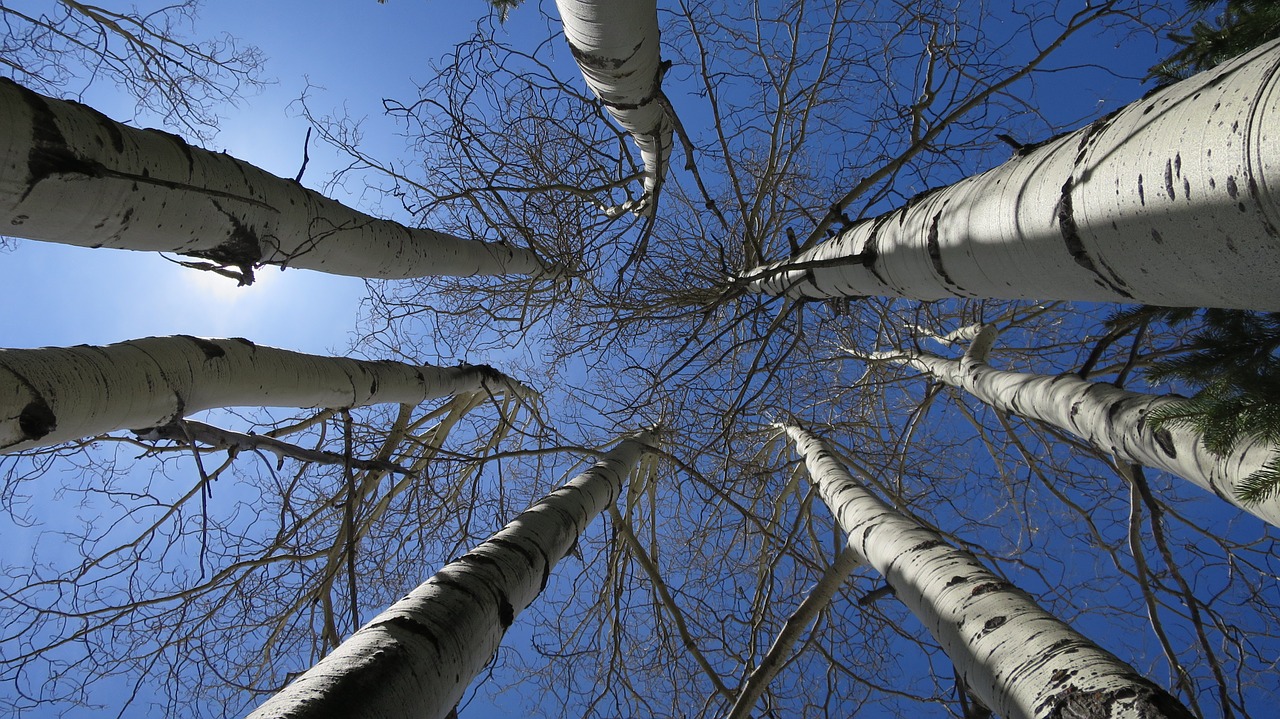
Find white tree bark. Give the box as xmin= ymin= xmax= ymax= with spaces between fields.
xmin=725 ymin=545 xmax=861 ymax=719
xmin=0 ymin=336 xmax=525 ymax=452
xmin=783 ymin=425 xmax=1195 ymax=719
xmin=746 ymin=39 xmax=1280 ymax=311
xmin=855 ymin=324 xmax=1280 ymax=528
xmin=555 ymin=0 xmax=673 ymax=217
xmin=245 ymin=433 xmax=653 ymax=719
xmin=0 ymin=78 xmax=548 ymax=282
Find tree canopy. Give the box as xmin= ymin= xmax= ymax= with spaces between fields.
xmin=1 ymin=1 xmax=1278 ymax=718
xmin=1150 ymin=0 xmax=1280 ymax=81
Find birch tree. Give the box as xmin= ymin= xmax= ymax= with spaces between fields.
xmin=0 ymin=79 xmax=549 ymax=284
xmin=554 ymin=0 xmax=672 ymax=218
xmin=0 ymin=335 xmax=527 ymax=452
xmin=850 ymin=324 xmax=1280 ymax=527
xmin=783 ymin=424 xmax=1195 ymax=719
xmin=0 ymin=365 xmax=536 ymax=715
xmin=8 ymin=1 xmax=1280 ymax=717
xmin=341 ymin=4 xmax=1272 ymax=716
xmin=246 ymin=432 xmax=652 ymax=719
xmin=725 ymin=545 xmax=862 ymax=719
xmin=745 ymin=38 xmax=1280 ymax=311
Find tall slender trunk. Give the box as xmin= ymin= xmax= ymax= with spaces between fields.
xmin=746 ymin=39 xmax=1280 ymax=311
xmin=856 ymin=324 xmax=1280 ymax=527
xmin=245 ymin=433 xmax=653 ymax=719
xmin=725 ymin=545 xmax=861 ymax=719
xmin=0 ymin=336 xmax=523 ymax=452
xmin=783 ymin=425 xmax=1195 ymax=719
xmin=556 ymin=0 xmax=672 ymax=216
xmin=0 ymin=78 xmax=547 ymax=282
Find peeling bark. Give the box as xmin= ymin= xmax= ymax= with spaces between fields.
xmin=784 ymin=426 xmax=1195 ymax=719
xmin=246 ymin=434 xmax=653 ymax=719
xmin=746 ymin=39 xmax=1280 ymax=310
xmin=0 ymin=78 xmax=548 ymax=280
xmin=0 ymin=337 xmax=527 ymax=452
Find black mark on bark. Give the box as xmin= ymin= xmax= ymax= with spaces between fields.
xmin=1058 ymin=178 xmax=1134 ymax=299
xmin=1244 ymin=175 xmax=1280 ymax=236
xmin=909 ymin=539 xmax=945 ymax=553
xmin=18 ymin=400 xmax=56 ymax=440
xmin=970 ymin=581 xmax=1012 ymax=597
xmin=184 ymin=336 xmax=226 ymax=360
xmin=567 ymin=39 xmax=644 ymax=72
xmin=1153 ymin=428 xmax=1177 ymax=458
xmin=861 ymin=215 xmax=890 ymax=285
xmin=489 ymin=536 xmax=536 ymax=569
xmin=184 ymin=201 xmax=262 ymax=285
xmin=1106 ymin=400 xmax=1125 ymax=427
xmin=19 ymin=84 xmax=103 ymax=200
xmin=926 ymin=210 xmax=963 ymax=294
xmin=498 ymin=595 xmax=515 ymax=630
xmin=379 ymin=614 xmax=441 ymax=652
xmin=1050 ymin=668 xmax=1077 ymax=688
xmin=160 ymin=127 xmax=196 ymax=174
xmin=1044 ymin=684 xmax=1196 ymax=719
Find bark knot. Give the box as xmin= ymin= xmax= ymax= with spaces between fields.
xmin=908 ymin=539 xmax=946 ymax=553
xmin=18 ymin=399 xmax=57 ymax=440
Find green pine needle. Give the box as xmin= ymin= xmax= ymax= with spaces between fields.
xmin=1150 ymin=1 xmax=1280 ymax=83
xmin=1131 ymin=309 xmax=1280 ymax=506
xmin=1235 ymin=459 xmax=1280 ymax=504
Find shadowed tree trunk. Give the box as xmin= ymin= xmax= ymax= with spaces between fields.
xmin=746 ymin=39 xmax=1280 ymax=311
xmin=0 ymin=335 xmax=526 ymax=452
xmin=0 ymin=78 xmax=549 ymax=283
xmin=783 ymin=425 xmax=1196 ymax=719
xmin=245 ymin=432 xmax=653 ymax=719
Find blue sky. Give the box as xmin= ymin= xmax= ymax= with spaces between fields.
xmin=0 ymin=0 xmax=513 ymax=355
xmin=10 ymin=1 xmax=1272 ymax=718
xmin=0 ymin=2 xmax=545 ymax=715
xmin=0 ymin=0 xmax=1167 ymax=352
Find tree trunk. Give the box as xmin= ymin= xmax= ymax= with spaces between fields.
xmin=746 ymin=39 xmax=1280 ymax=311
xmin=0 ymin=336 xmax=523 ymax=452
xmin=555 ymin=0 xmax=672 ymax=216
xmin=0 ymin=78 xmax=547 ymax=283
xmin=783 ymin=425 xmax=1195 ymax=719
xmin=725 ymin=545 xmax=861 ymax=719
xmin=245 ymin=433 xmax=653 ymax=719
xmin=857 ymin=324 xmax=1280 ymax=527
